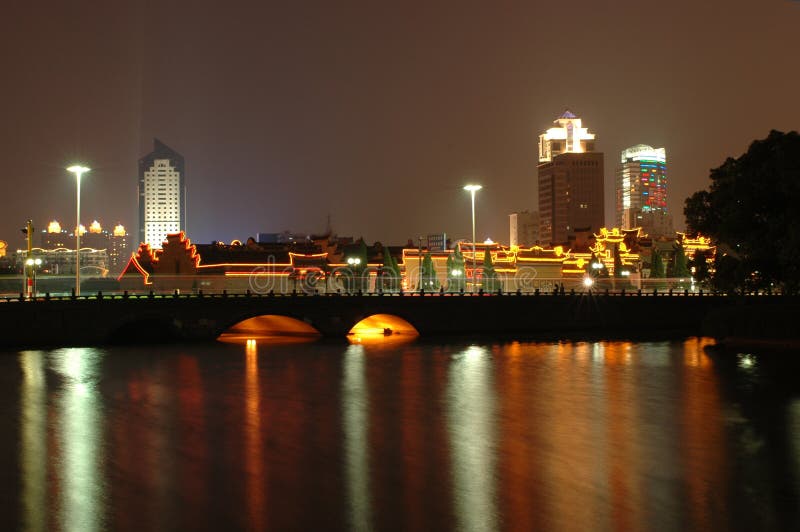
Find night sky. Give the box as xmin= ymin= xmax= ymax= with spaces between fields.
xmin=2 ymin=1 xmax=798 ymax=249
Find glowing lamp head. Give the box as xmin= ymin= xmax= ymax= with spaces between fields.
xmin=463 ymin=184 xmax=482 ymax=192
xmin=347 ymin=257 xmax=361 ymax=266
xmin=583 ymin=277 xmax=594 ymax=288
xmin=66 ymin=165 xmax=90 ymax=178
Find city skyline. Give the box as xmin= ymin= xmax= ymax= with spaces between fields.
xmin=1 ymin=2 xmax=798 ymax=247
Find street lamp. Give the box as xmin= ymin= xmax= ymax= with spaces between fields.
xmin=25 ymin=258 xmax=42 ymax=297
xmin=463 ymin=184 xmax=482 ymax=292
xmin=347 ymin=257 xmax=361 ymax=293
xmin=67 ymin=165 xmax=90 ymax=296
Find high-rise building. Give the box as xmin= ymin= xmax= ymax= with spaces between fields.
xmin=509 ymin=211 xmax=539 ymax=247
xmin=616 ymin=144 xmax=673 ymax=238
xmin=138 ymin=139 xmax=186 ymax=249
xmin=537 ymin=111 xmax=604 ymax=245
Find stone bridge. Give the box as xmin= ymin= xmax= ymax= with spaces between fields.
xmin=0 ymin=289 xmax=778 ymax=348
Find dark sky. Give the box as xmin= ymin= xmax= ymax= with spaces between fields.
xmin=2 ymin=1 xmax=798 ymax=249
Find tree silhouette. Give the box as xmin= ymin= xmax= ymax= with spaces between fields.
xmin=672 ymin=241 xmax=690 ymax=278
xmin=482 ymin=249 xmax=500 ymax=292
xmin=420 ymin=252 xmax=439 ymax=291
xmin=382 ymin=250 xmax=401 ymax=292
xmin=650 ymin=249 xmax=665 ymax=279
xmin=685 ymin=130 xmax=800 ymax=292
xmin=446 ymin=247 xmax=466 ymax=292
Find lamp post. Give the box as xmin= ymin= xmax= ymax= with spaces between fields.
xmin=463 ymin=184 xmax=482 ymax=292
xmin=418 ymin=236 xmax=423 ymax=292
xmin=347 ymin=257 xmax=361 ymax=293
xmin=25 ymin=258 xmax=42 ymax=297
xmin=67 ymin=165 xmax=90 ymax=296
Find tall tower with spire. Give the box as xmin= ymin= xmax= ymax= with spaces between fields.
xmin=537 ymin=110 xmax=604 ymax=245
xmin=138 ymin=139 xmax=186 ymax=248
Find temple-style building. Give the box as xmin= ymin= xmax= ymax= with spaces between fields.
xmin=121 ymin=228 xmax=687 ymax=294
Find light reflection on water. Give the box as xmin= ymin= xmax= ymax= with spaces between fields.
xmin=446 ymin=345 xmax=497 ymax=532
xmin=5 ymin=337 xmax=800 ymax=530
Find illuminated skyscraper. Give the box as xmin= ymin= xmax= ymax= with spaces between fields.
xmin=616 ymin=144 xmax=672 ymax=237
xmin=138 ymin=139 xmax=186 ymax=248
xmin=537 ymin=111 xmax=604 ymax=245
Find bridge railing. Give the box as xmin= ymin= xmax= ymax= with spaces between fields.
xmin=0 ymin=272 xmax=784 ymax=302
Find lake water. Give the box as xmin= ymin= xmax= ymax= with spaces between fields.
xmin=1 ymin=336 xmax=798 ymax=531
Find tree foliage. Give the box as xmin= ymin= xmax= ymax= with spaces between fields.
xmin=650 ymin=249 xmax=665 ymax=278
xmin=382 ymin=250 xmax=401 ymax=292
xmin=446 ymin=247 xmax=466 ymax=292
xmin=689 ymin=249 xmax=711 ymax=287
xmin=420 ymin=252 xmax=439 ymax=291
xmin=613 ymin=244 xmax=623 ymax=278
xmin=672 ymin=242 xmax=690 ymax=278
xmin=482 ymin=249 xmax=500 ymax=292
xmin=684 ymin=130 xmax=800 ymax=291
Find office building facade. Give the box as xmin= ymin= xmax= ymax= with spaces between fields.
xmin=138 ymin=139 xmax=186 ymax=249
xmin=537 ymin=111 xmax=604 ymax=245
xmin=509 ymin=211 xmax=540 ymax=247
xmin=616 ymin=144 xmax=673 ymax=237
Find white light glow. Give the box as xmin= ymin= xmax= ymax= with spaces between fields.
xmin=620 ymin=144 xmax=666 ymax=163
xmin=538 ymin=112 xmax=596 ymax=162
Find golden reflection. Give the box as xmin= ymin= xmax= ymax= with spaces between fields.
xmin=245 ymin=339 xmax=265 ymax=530
xmin=603 ymin=341 xmax=633 ymax=366
xmin=175 ymin=355 xmax=208 ymax=528
xmin=342 ymin=344 xmax=372 ymax=530
xmin=603 ymin=341 xmax=639 ymax=531
xmin=789 ymin=399 xmax=800 ymax=492
xmin=683 ymin=337 xmax=715 ymax=368
xmin=219 ymin=334 xmax=319 ymax=345
xmin=495 ymin=342 xmax=537 ymax=529
xmin=51 ymin=347 xmax=104 ymax=532
xmin=220 ymin=315 xmax=322 ymax=339
xmin=681 ymin=338 xmax=728 ymax=530
xmin=446 ymin=345 xmax=497 ymax=532
xmin=19 ymin=351 xmax=47 ymax=532
xmin=348 ymin=314 xmax=419 ymax=337
xmin=347 ymin=332 xmax=418 ymax=348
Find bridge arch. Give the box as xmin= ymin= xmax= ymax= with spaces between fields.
xmin=107 ymin=312 xmax=181 ymax=343
xmin=348 ymin=313 xmax=419 ymax=337
xmin=219 ymin=314 xmax=323 ymax=340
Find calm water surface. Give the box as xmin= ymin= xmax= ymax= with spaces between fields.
xmin=1 ymin=336 xmax=799 ymax=531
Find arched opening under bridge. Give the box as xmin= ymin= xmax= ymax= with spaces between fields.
xmin=348 ymin=314 xmax=419 ymax=338
xmin=218 ymin=314 xmax=322 ymax=343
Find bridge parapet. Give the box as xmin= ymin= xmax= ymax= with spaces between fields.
xmin=0 ymin=290 xmax=793 ymax=348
